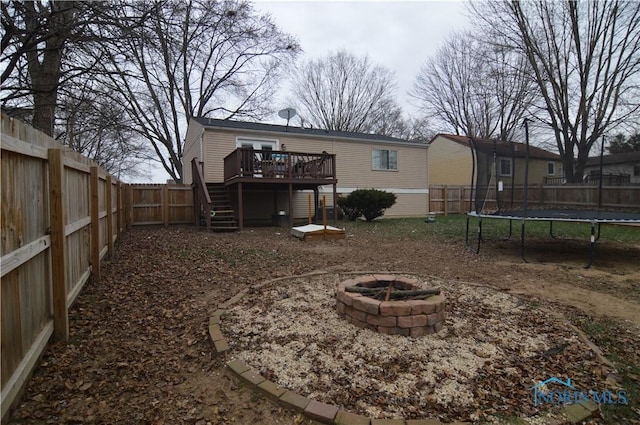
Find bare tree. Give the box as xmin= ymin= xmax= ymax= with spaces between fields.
xmin=291 ymin=50 xmax=404 ymax=135
xmin=3 ymin=1 xmax=298 ymax=182
xmin=410 ymin=31 xmax=537 ymax=141
xmin=1 ymin=1 xmax=85 ymax=135
xmin=96 ymin=0 xmax=299 ymax=183
xmin=56 ymin=83 xmax=151 ymax=180
xmin=471 ymin=1 xmax=640 ymax=182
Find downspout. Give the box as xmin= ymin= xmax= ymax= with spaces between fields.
xmin=199 ymin=128 xmax=205 ymax=171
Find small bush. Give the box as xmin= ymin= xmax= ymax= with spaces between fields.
xmin=337 ymin=189 xmax=397 ymax=222
xmin=336 ymin=196 xmax=361 ymax=221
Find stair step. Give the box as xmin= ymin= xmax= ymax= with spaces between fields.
xmin=201 ymin=184 xmax=238 ymax=232
xmin=209 ymin=227 xmax=240 ymax=232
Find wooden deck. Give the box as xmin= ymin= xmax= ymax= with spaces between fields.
xmin=223 ymin=148 xmax=337 ymax=187
xmin=193 ymin=150 xmax=338 ymax=231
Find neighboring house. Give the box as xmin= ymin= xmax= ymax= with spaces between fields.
xmin=427 ymin=134 xmax=562 ymax=187
xmin=183 ymin=118 xmax=429 ymax=229
xmin=584 ymin=151 xmax=640 ymax=185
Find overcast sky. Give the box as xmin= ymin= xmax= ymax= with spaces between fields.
xmin=146 ymin=0 xmax=471 ymax=182
xmin=254 ymin=0 xmax=471 ymax=124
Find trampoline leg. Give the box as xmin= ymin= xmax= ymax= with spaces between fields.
xmin=465 ymin=215 xmax=482 ymax=254
xmin=502 ymin=219 xmax=513 ymax=241
xmin=585 ymin=222 xmax=597 ymax=269
xmin=465 ymin=215 xmax=471 ymax=247
xmin=520 ymin=220 xmax=528 ymax=263
xmin=549 ymin=221 xmax=558 ymax=239
xmin=476 ymin=218 xmax=482 ymax=254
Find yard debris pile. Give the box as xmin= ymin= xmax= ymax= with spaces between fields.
xmin=224 ymin=274 xmax=608 ymax=422
xmin=345 ymin=281 xmax=441 ymax=301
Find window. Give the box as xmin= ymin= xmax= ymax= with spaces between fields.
xmin=372 ymin=149 xmax=398 ymax=170
xmin=634 ymin=165 xmax=640 ymax=177
xmin=236 ymin=137 xmax=277 ymax=151
xmin=499 ymin=158 xmax=512 ymax=176
xmin=547 ymin=162 xmax=556 ymax=175
xmin=237 ymin=138 xmax=276 ymax=160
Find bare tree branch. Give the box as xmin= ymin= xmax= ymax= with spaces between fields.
xmin=409 ymin=31 xmax=537 ymax=141
xmin=290 ymin=50 xmax=408 ymax=136
xmin=470 ymin=0 xmax=640 ymax=182
xmin=95 ymin=0 xmax=299 ymax=182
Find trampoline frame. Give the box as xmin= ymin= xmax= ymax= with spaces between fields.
xmin=463 ymin=125 xmax=640 ymax=268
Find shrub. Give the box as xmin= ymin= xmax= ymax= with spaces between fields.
xmin=336 ymin=196 xmax=361 ymax=221
xmin=337 ymin=189 xmax=397 ymax=222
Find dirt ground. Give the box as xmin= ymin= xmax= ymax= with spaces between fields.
xmin=7 ymin=224 xmax=640 ymax=425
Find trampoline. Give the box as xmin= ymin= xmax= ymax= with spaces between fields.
xmin=464 ymin=126 xmax=640 ymax=268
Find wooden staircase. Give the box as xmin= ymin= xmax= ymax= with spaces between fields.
xmin=205 ymin=183 xmax=239 ymax=231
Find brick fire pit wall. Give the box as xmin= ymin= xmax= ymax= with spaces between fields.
xmin=335 ymin=274 xmax=445 ymax=336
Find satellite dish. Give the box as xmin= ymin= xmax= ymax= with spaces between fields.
xmin=278 ymin=107 xmax=297 ymax=127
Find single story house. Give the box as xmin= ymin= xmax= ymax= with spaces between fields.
xmin=584 ymin=151 xmax=640 ymax=185
xmin=427 ymin=134 xmax=563 ymax=187
xmin=183 ymin=118 xmax=429 ymax=229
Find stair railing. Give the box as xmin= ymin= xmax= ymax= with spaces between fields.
xmin=192 ymin=158 xmax=212 ymax=228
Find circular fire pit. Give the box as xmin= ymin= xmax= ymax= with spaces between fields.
xmin=336 ymin=274 xmax=445 ymax=336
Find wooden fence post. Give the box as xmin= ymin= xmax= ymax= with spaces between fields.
xmin=48 ymin=148 xmax=69 ymax=341
xmin=90 ymin=166 xmax=100 ymax=282
xmin=123 ymin=184 xmax=130 ymax=229
xmin=443 ymin=185 xmax=448 ymax=216
xmin=128 ymin=184 xmax=134 ymax=228
xmin=116 ymin=181 xmax=123 ymax=236
xmin=162 ymin=185 xmax=169 ymax=226
xmin=106 ymin=175 xmax=113 ymax=257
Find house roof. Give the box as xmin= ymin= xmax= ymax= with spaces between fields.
xmin=192 ymin=117 xmax=424 ymax=146
xmin=431 ymin=134 xmax=561 ymax=161
xmin=585 ymin=151 xmax=640 ymax=166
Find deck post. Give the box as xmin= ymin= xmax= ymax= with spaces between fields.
xmin=273 ymin=189 xmax=278 ymax=226
xmin=193 ymin=185 xmax=199 ymax=227
xmin=333 ymin=183 xmax=337 ymax=224
xmin=238 ymin=182 xmax=244 ymax=230
xmin=313 ymin=188 xmax=319 ymax=223
xmin=288 ymin=183 xmax=293 ymax=227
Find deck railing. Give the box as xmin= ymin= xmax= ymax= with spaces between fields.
xmin=224 ymin=148 xmax=336 ymax=181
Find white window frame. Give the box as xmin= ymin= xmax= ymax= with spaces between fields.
xmin=236 ymin=137 xmax=279 ymax=151
xmin=498 ymin=158 xmax=512 ymax=176
xmin=547 ymin=162 xmax=556 ymax=176
xmin=372 ymin=148 xmax=398 ymax=171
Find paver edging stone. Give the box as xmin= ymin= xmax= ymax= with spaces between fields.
xmin=209 ymin=271 xmax=597 ymax=425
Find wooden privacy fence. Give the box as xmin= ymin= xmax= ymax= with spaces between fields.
xmin=128 ymin=184 xmax=193 ymax=225
xmin=1 ymin=114 xmax=127 ymax=421
xmin=429 ymin=185 xmax=640 ymax=215
xmin=1 ymin=113 xmax=198 ymax=422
